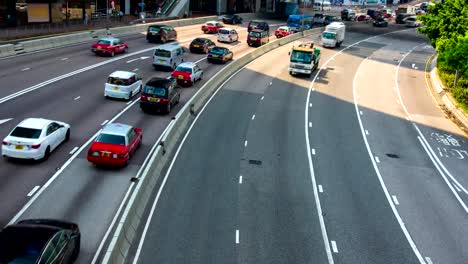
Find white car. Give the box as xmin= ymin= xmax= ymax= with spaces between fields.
xmin=405 ymin=16 xmax=421 ymax=27
xmin=217 ymin=28 xmax=239 ymax=43
xmin=105 ymin=71 xmax=143 ymax=100
xmin=2 ymin=118 xmax=70 ymax=160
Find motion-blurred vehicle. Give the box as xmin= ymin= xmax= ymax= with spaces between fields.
xmin=380 ymin=9 xmax=393 ymax=18
xmin=373 ymin=17 xmax=389 ymax=27
xmin=275 ymin=26 xmax=293 ymax=38
xmin=2 ymin=118 xmax=70 ymax=160
xmin=367 ymin=9 xmax=381 ymax=19
xmin=207 ymin=47 xmax=234 ymax=64
xmin=0 ymin=219 xmax=80 ymax=264
xmin=313 ymin=13 xmax=325 ymax=25
xmin=87 ymin=123 xmax=142 ymax=167
xmin=324 ymin=15 xmax=337 ymax=26
xmin=405 ymin=16 xmax=421 ymax=27
xmin=286 ymin=14 xmax=313 ymax=32
xmin=396 ymin=13 xmax=411 ymax=24
xmin=288 ymin=41 xmax=320 ymax=77
xmin=104 ymin=71 xmax=142 ymax=100
xmin=189 ymin=38 xmax=216 ymax=53
xmin=416 ymin=8 xmax=426 ymax=15
xmin=152 ymin=43 xmax=185 ymax=70
xmin=341 ymin=8 xmax=356 ymax=21
xmin=217 ymin=28 xmax=239 ymax=43
xmin=247 ymin=20 xmax=270 ymax=33
xmin=146 ymin=24 xmax=177 ymax=43
xmin=91 ymin=37 xmax=128 ymax=57
xmin=356 ymin=15 xmax=372 ymax=22
xmin=247 ymin=29 xmax=270 ymax=47
xmin=222 ymin=14 xmax=243 ymax=24
xmin=140 ymin=77 xmax=181 ymax=114
xmin=201 ymin=21 xmax=224 ymax=33
xmin=321 ymin=22 xmax=345 ymax=48
xmin=170 ymin=62 xmax=203 ymax=86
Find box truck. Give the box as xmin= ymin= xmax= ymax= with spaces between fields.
xmin=321 ymin=22 xmax=345 ymax=48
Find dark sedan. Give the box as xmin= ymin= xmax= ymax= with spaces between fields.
xmin=222 ymin=14 xmax=243 ymax=24
xmin=146 ymin=25 xmax=177 ymax=43
xmin=207 ymin=46 xmax=234 ymax=64
xmin=373 ymin=17 xmax=389 ymax=27
xmin=0 ymin=219 xmax=80 ymax=264
xmin=189 ymin=38 xmax=216 ymax=54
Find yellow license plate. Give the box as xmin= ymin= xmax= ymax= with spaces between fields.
xmin=113 ymin=87 xmax=119 ymax=90
xmin=97 ymin=47 xmax=102 ymax=50
xmin=178 ymin=75 xmax=184 ymax=79
xmin=159 ymin=60 xmax=165 ymax=63
xmin=212 ymin=55 xmax=218 ymax=58
xmin=101 ymin=152 xmax=110 ymax=157
xmin=152 ymin=32 xmax=156 ymax=35
xmin=194 ymin=44 xmax=200 ymax=47
xmin=251 ymin=38 xmax=257 ymax=40
xmin=149 ymin=97 xmax=159 ymax=102
xmin=15 ymin=145 xmax=23 ymax=150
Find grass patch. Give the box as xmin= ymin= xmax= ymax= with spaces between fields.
xmin=437 ymin=61 xmax=468 ymax=113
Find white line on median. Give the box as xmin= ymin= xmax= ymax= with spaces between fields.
xmin=318 ymin=185 xmax=323 ymax=193
xmin=236 ymin=230 xmax=240 ymax=244
xmin=375 ymin=156 xmax=380 ymax=163
xmin=331 ymin=241 xmax=338 ymax=253
xmin=425 ymin=257 xmax=433 ymax=264
xmin=21 ymin=68 xmax=30 ymax=71
xmin=392 ymin=195 xmax=400 ymax=205
xmin=251 ymin=114 xmax=255 ymax=120
xmin=244 ymin=140 xmax=248 ymax=147
xmin=74 ymin=96 xmax=80 ymax=100
xmin=27 ymin=186 xmax=40 ymax=197
xmin=239 ymin=175 xmax=243 ymax=184
xmin=69 ymin=147 xmax=79 ymax=155
xmin=101 ymin=120 xmax=109 ymax=126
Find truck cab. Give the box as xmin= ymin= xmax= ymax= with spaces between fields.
xmin=321 ymin=22 xmax=345 ymax=48
xmin=288 ymin=42 xmax=321 ymax=77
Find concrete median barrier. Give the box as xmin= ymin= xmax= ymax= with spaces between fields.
xmin=101 ymin=25 xmax=322 ymax=264
xmin=0 ymin=44 xmax=16 ymax=57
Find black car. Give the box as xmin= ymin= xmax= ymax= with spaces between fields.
xmin=146 ymin=25 xmax=177 ymax=43
xmin=373 ymin=17 xmax=388 ymax=27
xmin=324 ymin=15 xmax=336 ymax=25
xmin=189 ymin=38 xmax=216 ymax=54
xmin=140 ymin=77 xmax=181 ymax=114
xmin=247 ymin=20 xmax=269 ymax=34
xmin=207 ymin=47 xmax=234 ymax=64
xmin=0 ymin=219 xmax=80 ymax=264
xmin=222 ymin=14 xmax=243 ymax=24
xmin=396 ymin=13 xmax=411 ymax=24
xmin=367 ymin=9 xmax=381 ymax=19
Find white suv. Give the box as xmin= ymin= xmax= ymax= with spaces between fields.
xmin=217 ymin=28 xmax=239 ymax=43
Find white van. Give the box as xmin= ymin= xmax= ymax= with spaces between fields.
xmin=104 ymin=71 xmax=143 ymax=100
xmin=314 ymin=1 xmax=331 ymax=11
xmin=217 ymin=28 xmax=239 ymax=43
xmin=152 ymin=43 xmax=185 ymax=70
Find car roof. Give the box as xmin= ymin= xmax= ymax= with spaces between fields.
xmin=109 ymin=71 xmax=135 ymax=79
xmin=220 ymin=27 xmax=234 ymax=31
xmin=146 ymin=77 xmax=171 ymax=88
xmin=156 ymin=43 xmax=182 ymax=51
xmin=99 ymin=37 xmax=119 ymax=42
xmin=250 ymin=29 xmax=266 ymax=33
xmin=18 ymin=118 xmax=52 ymax=129
xmin=278 ymin=26 xmax=289 ymax=30
xmin=101 ymin=123 xmax=132 ymax=136
xmin=177 ymin=62 xmax=197 ymax=68
xmin=205 ymin=20 xmax=219 ymax=24
xmin=250 ymin=20 xmax=266 ymax=23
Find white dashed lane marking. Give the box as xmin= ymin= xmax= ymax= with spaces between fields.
xmin=74 ymin=96 xmax=80 ymax=101
xmin=318 ymin=185 xmax=323 ymax=193
xmin=331 ymin=241 xmax=338 ymax=253
xmin=27 ymin=186 xmax=40 ymax=197
xmin=236 ymin=230 xmax=239 ymax=244
xmin=21 ymin=68 xmax=30 ymax=71
xmin=101 ymin=120 xmax=109 ymax=126
xmin=392 ymin=195 xmax=400 ymax=205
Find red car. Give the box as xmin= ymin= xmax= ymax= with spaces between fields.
xmin=382 ymin=13 xmax=392 ymax=18
xmin=201 ymin=21 xmax=224 ymax=34
xmin=356 ymin=15 xmax=372 ymax=21
xmin=170 ymin=62 xmax=203 ymax=87
xmin=91 ymin=37 xmax=128 ymax=57
xmin=275 ymin=26 xmax=293 ymax=38
xmin=87 ymin=123 xmax=142 ymax=167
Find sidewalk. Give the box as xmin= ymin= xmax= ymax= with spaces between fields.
xmin=426 ymin=54 xmax=468 ymax=136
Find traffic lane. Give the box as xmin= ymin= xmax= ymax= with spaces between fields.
xmin=238 ymin=42 xmax=328 ymax=263
xmin=309 ymin=39 xmax=421 ymax=263
xmin=397 ymin=45 xmax=468 ymax=197
xmin=353 ymin=35 xmax=468 ymax=263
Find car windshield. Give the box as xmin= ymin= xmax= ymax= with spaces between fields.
xmin=148 ymin=26 xmax=161 ymax=32
xmin=176 ymin=67 xmax=192 ymax=73
xmin=10 ymin=127 xmax=42 ymax=139
xmin=278 ymin=27 xmax=289 ymax=31
xmin=219 ymin=29 xmax=230 ymax=34
xmin=144 ymin=85 xmax=167 ymax=97
xmin=249 ymin=32 xmax=261 ymax=38
xmin=97 ymin=40 xmax=111 ymax=45
xmin=96 ymin=133 xmax=126 ymax=145
xmin=154 ymin=49 xmax=171 ymax=57
xmin=107 ymin=77 xmax=131 ymax=86
xmin=290 ymin=50 xmax=313 ymax=64
xmin=210 ymin=47 xmax=226 ymax=55
xmin=323 ymin=32 xmax=336 ymax=39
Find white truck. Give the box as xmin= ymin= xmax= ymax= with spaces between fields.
xmin=321 ymin=22 xmax=345 ymax=48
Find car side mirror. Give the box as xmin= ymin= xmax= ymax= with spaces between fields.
xmin=135 ymin=128 xmax=142 ymax=133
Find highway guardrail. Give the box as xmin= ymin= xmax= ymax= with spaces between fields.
xmin=101 ymin=26 xmax=322 ymax=264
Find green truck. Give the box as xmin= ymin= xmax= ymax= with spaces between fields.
xmin=288 ymin=41 xmax=321 ymax=77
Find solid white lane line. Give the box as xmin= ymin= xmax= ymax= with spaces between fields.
xmin=309 ymin=122 xmax=312 ymax=128
xmin=101 ymin=120 xmax=109 ymax=126
xmin=251 ymin=114 xmax=255 ymax=120
xmin=353 ymin=56 xmax=426 ymax=263
xmin=126 ymin=100 xmax=134 ymax=105
xmin=425 ymin=257 xmax=433 ymax=264
xmin=236 ymin=230 xmax=240 ymax=244
xmin=27 ymin=186 xmax=40 ymax=197
xmin=318 ymin=185 xmax=323 ymax=193
xmin=375 ymin=156 xmax=380 ymax=163
xmin=244 ymin=140 xmax=248 ymax=147
xmin=21 ymin=68 xmax=30 ymax=71
xmin=331 ymin=241 xmax=338 ymax=253
xmin=392 ymin=195 xmax=400 ymax=205
xmin=260 ymin=96 xmax=264 ymax=100
xmin=0 ymin=118 xmax=13 ymax=125
xmin=239 ymin=175 xmax=243 ymax=184
xmin=61 ymin=57 xmax=69 ymax=61
xmin=69 ymin=147 xmax=79 ymax=155
xmin=74 ymin=96 xmax=80 ymax=100
xmin=365 ymin=130 xmax=369 ymax=135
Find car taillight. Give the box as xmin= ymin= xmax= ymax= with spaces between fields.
xmin=2 ymin=141 xmax=8 ymax=146
xmin=31 ymin=144 xmax=41 ymax=149
xmin=141 ymin=95 xmax=148 ymax=101
xmin=160 ymin=98 xmax=169 ymax=103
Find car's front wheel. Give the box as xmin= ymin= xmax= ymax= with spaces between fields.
xmin=43 ymin=146 xmax=51 ymax=161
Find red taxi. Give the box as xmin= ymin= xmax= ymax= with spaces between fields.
xmin=275 ymin=26 xmax=293 ymax=38
xmin=87 ymin=123 xmax=142 ymax=167
xmin=201 ymin=21 xmax=224 ymax=34
xmin=170 ymin=62 xmax=204 ymax=87
xmin=91 ymin=37 xmax=128 ymax=57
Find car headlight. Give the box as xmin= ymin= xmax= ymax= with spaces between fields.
xmin=304 ymin=65 xmax=313 ymax=70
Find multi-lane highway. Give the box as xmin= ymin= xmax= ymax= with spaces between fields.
xmin=0 ymin=19 xmax=286 ymax=263
xmin=126 ymin=23 xmax=468 ymax=264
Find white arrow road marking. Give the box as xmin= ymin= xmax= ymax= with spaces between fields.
xmin=0 ymin=118 xmax=13 ymax=125
xmin=140 ymin=56 xmax=150 ymax=60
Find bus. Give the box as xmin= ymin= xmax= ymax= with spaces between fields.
xmin=313 ymin=1 xmax=331 ymax=11
xmin=287 ymin=14 xmax=314 ymax=32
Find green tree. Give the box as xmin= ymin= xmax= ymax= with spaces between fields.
xmin=438 ymin=35 xmax=468 ymax=76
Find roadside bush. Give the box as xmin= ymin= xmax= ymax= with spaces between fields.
xmin=437 ymin=59 xmax=468 ymax=111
